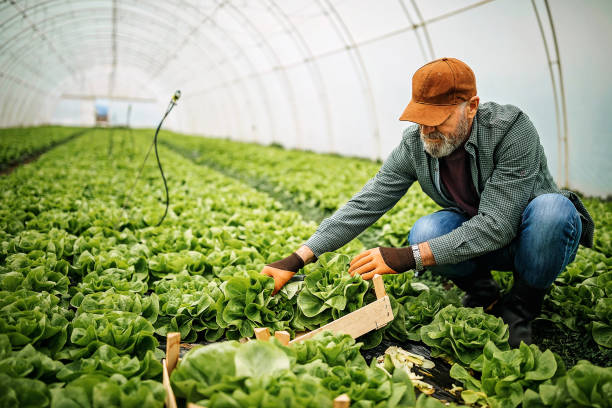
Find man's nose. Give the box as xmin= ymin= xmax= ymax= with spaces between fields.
xmin=421 ymin=125 xmax=435 ymax=134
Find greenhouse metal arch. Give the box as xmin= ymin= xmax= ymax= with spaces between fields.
xmin=1 ymin=2 xmax=611 ymax=407
xmin=2 ymin=0 xmax=611 ymax=195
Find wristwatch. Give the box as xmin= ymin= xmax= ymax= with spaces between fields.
xmin=411 ymin=244 xmax=424 ymax=275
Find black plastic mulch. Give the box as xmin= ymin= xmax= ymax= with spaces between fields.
xmin=360 ymin=337 xmax=462 ymax=404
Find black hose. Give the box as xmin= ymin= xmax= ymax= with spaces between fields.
xmin=108 ymin=127 xmax=114 ymax=157
xmin=121 ymin=94 xmax=179 ymax=227
xmin=152 ymin=105 xmax=173 ymax=226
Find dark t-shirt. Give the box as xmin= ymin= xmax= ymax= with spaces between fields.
xmin=439 ymin=143 xmax=480 ymax=217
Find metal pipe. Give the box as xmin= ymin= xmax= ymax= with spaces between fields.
xmin=544 ymin=0 xmax=569 ymax=188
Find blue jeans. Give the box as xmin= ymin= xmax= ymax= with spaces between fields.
xmin=408 ymin=193 xmax=582 ymax=289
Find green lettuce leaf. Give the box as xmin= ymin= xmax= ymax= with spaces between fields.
xmin=523 ymin=360 xmax=612 ymax=408
xmin=50 ymin=374 xmax=165 ymax=408
xmin=0 ymin=373 xmax=51 ymax=408
xmin=420 ymin=305 xmax=509 ymax=365
xmin=56 ymin=345 xmax=161 ymax=382
xmin=0 ymin=334 xmax=64 ymax=382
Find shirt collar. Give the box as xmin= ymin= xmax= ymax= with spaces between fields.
xmin=466 ymin=112 xmax=479 ymax=149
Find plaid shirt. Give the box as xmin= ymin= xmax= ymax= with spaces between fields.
xmin=305 ymin=102 xmax=594 ymax=265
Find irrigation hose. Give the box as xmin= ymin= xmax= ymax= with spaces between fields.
xmin=121 ymin=90 xmax=181 ymax=227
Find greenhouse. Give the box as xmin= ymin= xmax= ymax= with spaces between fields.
xmin=1 ymin=1 xmax=611 ymax=407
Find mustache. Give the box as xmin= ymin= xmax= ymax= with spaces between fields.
xmin=420 ymin=130 xmax=447 ymax=141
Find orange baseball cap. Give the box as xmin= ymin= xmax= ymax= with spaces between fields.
xmin=399 ymin=57 xmax=477 ymax=126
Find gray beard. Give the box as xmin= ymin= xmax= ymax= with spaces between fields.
xmin=420 ymin=112 xmax=470 ymax=158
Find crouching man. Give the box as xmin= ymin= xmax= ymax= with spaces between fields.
xmin=262 ymin=57 xmax=594 ymax=348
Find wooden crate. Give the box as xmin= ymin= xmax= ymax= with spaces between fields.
xmin=162 ymin=274 xmax=393 ymax=408
xmin=289 ymin=273 xmax=392 ymax=344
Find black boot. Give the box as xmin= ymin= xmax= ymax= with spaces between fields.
xmin=491 ymin=278 xmax=547 ymax=348
xmin=451 ymin=269 xmax=501 ymax=310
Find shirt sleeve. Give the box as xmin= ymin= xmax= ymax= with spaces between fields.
xmin=305 ymin=136 xmax=417 ymax=257
xmin=428 ymin=113 xmax=542 ymax=265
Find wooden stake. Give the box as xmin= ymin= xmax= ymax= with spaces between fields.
xmin=163 ymin=332 xmax=180 ymax=408
xmin=163 ymin=358 xmax=178 ymax=408
xmin=334 ymin=394 xmax=351 ymax=408
xmin=274 ymin=330 xmax=290 ymax=346
xmin=166 ymin=332 xmax=180 ymax=375
xmin=254 ymin=327 xmax=271 ymax=341
xmin=372 ymin=274 xmax=386 ymax=299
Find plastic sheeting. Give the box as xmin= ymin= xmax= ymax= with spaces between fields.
xmin=0 ymin=0 xmax=610 ymax=196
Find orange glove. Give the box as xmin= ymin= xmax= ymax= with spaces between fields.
xmin=261 ymin=252 xmax=304 ymax=295
xmin=348 ymin=247 xmax=415 ymax=280
xmin=261 ymin=267 xmax=296 ymax=295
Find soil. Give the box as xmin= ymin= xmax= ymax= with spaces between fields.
xmin=532 ymin=319 xmax=612 ymax=368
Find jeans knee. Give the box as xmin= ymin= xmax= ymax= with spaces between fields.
xmin=409 ymin=217 xmax=440 ymax=245
xmin=516 ymin=194 xmax=582 ymax=288
xmin=524 ymin=194 xmax=581 ymax=235
xmin=408 ymin=210 xmax=467 ymax=245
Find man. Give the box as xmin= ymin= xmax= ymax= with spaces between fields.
xmin=261 ymin=57 xmax=594 ymax=347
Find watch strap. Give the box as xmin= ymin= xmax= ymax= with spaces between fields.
xmin=411 ymin=244 xmax=424 ymax=275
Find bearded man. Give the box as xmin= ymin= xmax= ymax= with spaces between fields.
xmin=262 ymin=57 xmax=594 ymax=347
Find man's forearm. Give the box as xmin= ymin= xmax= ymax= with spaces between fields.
xmin=295 ymin=245 xmax=316 ymax=265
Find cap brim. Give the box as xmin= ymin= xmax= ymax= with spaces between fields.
xmin=399 ymin=100 xmax=454 ymax=126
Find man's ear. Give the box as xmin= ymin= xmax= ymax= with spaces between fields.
xmin=467 ymin=96 xmax=480 ymax=120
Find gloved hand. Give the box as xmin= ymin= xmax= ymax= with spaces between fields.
xmin=348 ymin=247 xmax=415 ymax=280
xmin=261 ymin=252 xmax=305 ymax=295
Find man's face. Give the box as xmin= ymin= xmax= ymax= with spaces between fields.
xmin=419 ymin=104 xmax=470 ymax=158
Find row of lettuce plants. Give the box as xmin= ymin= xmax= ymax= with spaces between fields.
xmin=0 ymin=126 xmax=88 ymax=169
